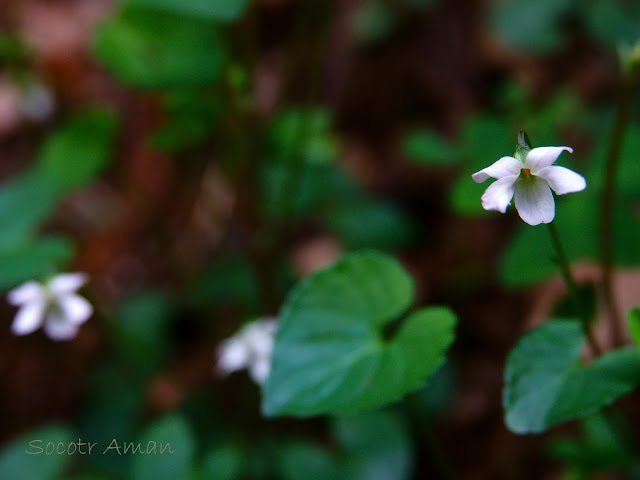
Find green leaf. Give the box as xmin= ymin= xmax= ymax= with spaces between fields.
xmin=151 ymin=91 xmax=221 ymax=152
xmin=550 ymin=413 xmax=639 ymax=473
xmin=0 ymin=237 xmax=74 ymax=289
xmin=79 ymin=362 xmax=145 ymax=477
xmin=198 ymin=445 xmax=243 ymax=480
xmin=121 ymin=0 xmax=252 ymax=22
xmin=504 ymin=320 xmax=640 ymax=434
xmin=112 ymin=291 xmax=176 ymax=376
xmin=0 ymin=425 xmax=75 ymax=480
xmin=267 ymin=108 xmax=339 ymax=166
xmin=353 ymin=1 xmax=397 ymax=43
xmin=489 ymin=0 xmax=571 ymax=54
xmin=94 ymin=7 xmax=227 ymax=88
xmin=279 ymin=443 xmax=336 ymax=480
xmin=402 ymin=129 xmax=457 ymax=166
xmin=263 ymin=251 xmax=457 ymax=416
xmin=130 ymin=414 xmax=196 ymax=480
xmin=35 ymin=111 xmax=118 ymax=192
xmin=333 ymin=411 xmax=412 ymax=480
xmin=260 ymin=164 xmax=359 ymax=219
xmin=579 ymin=0 xmax=640 ymax=50
xmin=188 ymin=255 xmax=260 ymax=311
xmin=277 ymin=411 xmax=413 ymax=480
xmin=0 ymin=172 xmax=58 ymax=251
xmin=322 ymin=201 xmax=419 ymax=250
xmin=0 ymin=111 xmax=116 ymax=254
xmin=629 ymin=307 xmax=640 ymax=351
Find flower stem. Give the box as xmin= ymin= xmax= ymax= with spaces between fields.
xmin=600 ymin=82 xmax=637 ymax=347
xmin=547 ymin=223 xmax=602 ymax=356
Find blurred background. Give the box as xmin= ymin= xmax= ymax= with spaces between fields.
xmin=1 ymin=0 xmax=640 ymax=479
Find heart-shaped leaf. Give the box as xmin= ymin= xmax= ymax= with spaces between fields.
xmin=504 ymin=320 xmax=640 ymax=434
xmin=262 ymin=251 xmax=457 ymax=417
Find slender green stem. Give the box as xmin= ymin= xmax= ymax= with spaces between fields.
xmin=548 ymin=223 xmax=602 ymax=356
xmin=600 ymin=82 xmax=637 ymax=347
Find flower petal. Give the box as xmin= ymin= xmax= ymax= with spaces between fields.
xmin=472 ymin=156 xmax=522 ymax=183
xmin=514 ymin=177 xmax=555 ymax=225
xmin=244 ymin=320 xmax=276 ymax=357
xmin=7 ymin=281 xmax=44 ymax=306
xmin=48 ymin=273 xmax=88 ymax=295
xmin=471 ymin=157 xmax=523 ymax=183
xmin=218 ymin=338 xmax=248 ymax=374
xmin=43 ymin=314 xmax=79 ymax=341
xmin=58 ymin=294 xmax=93 ymax=325
xmin=535 ymin=166 xmax=586 ymax=195
xmin=11 ymin=301 xmax=46 ymax=335
xmin=249 ymin=358 xmax=271 ymax=385
xmin=524 ymin=146 xmax=573 ymax=171
xmin=480 ymin=175 xmax=518 ymax=213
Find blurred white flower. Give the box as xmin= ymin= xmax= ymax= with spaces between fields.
xmin=7 ymin=273 xmax=93 ymax=341
xmin=472 ymin=146 xmax=586 ymax=225
xmin=217 ymin=318 xmax=278 ymax=385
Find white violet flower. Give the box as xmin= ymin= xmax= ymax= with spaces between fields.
xmin=216 ymin=318 xmax=278 ymax=385
xmin=7 ymin=273 xmax=93 ymax=341
xmin=472 ymin=143 xmax=586 ymax=225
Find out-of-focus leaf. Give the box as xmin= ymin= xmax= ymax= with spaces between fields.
xmin=121 ymin=0 xmax=252 ymax=22
xmin=188 ymin=255 xmax=260 ymax=311
xmin=94 ymin=7 xmax=227 ymax=88
xmin=552 ymin=284 xmax=597 ymax=327
xmin=579 ymin=0 xmax=640 ymax=49
xmin=403 ymin=129 xmax=458 ymax=166
xmin=68 ymin=475 xmax=112 ymax=480
xmin=353 ymin=1 xmax=397 ymax=43
xmin=414 ymin=361 xmax=457 ymax=417
xmin=261 ymin=164 xmax=359 ymax=219
xmin=198 ymin=445 xmax=243 ymax=480
xmin=112 ymin=292 xmax=176 ymax=376
xmin=152 ymin=91 xmax=221 ymax=152
xmin=334 ymin=411 xmax=413 ymax=480
xmin=263 ymin=251 xmax=457 ymax=416
xmin=629 ymin=308 xmax=640 ymax=351
xmin=322 ymin=200 xmax=419 ymax=250
xmin=0 ymin=172 xmax=58 ymax=251
xmin=267 ymin=108 xmax=339 ymax=166
xmin=587 ymin=127 xmax=640 ymax=197
xmin=278 ymin=411 xmax=413 ymax=480
xmin=504 ymin=320 xmax=640 ymax=434
xmin=0 ymin=111 xmax=116 ymax=252
xmin=35 ymin=110 xmax=118 ymax=191
xmin=130 ymin=414 xmax=196 ymax=480
xmin=0 ymin=237 xmax=74 ymax=289
xmin=550 ymin=413 xmax=639 ymax=473
xmin=279 ymin=443 xmax=336 ymax=480
xmin=489 ymin=0 xmax=571 ymax=54
xmin=0 ymin=425 xmax=74 ymax=480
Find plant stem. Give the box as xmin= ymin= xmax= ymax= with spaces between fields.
xmin=600 ymin=82 xmax=637 ymax=347
xmin=547 ymin=223 xmax=602 ymax=356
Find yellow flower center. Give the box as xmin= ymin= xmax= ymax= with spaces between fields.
xmin=522 ymin=168 xmax=531 ymax=176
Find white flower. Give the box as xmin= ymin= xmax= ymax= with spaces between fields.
xmin=472 ymin=145 xmax=586 ymax=225
xmin=7 ymin=273 xmax=93 ymax=341
xmin=216 ymin=318 xmax=278 ymax=385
